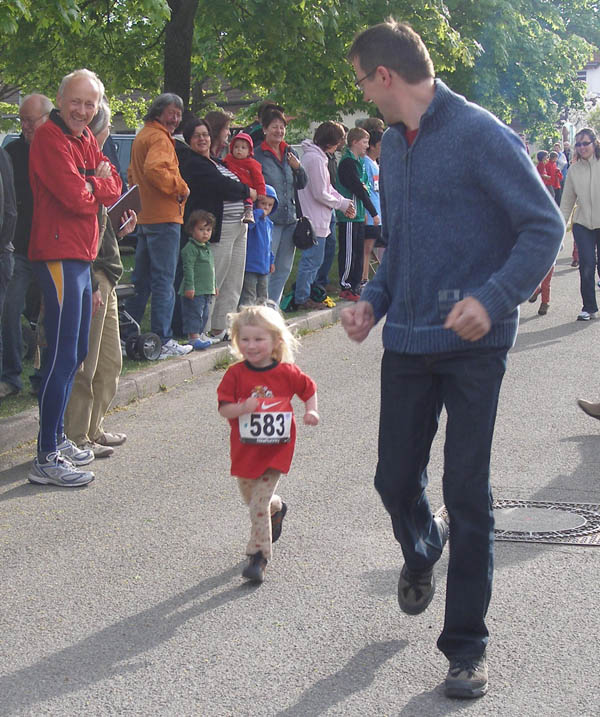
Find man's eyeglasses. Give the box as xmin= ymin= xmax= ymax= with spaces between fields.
xmin=575 ymin=140 xmax=593 ymax=148
xmin=18 ymin=113 xmax=49 ymax=126
xmin=355 ymin=68 xmax=376 ymax=89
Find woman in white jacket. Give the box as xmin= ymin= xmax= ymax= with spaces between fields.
xmin=560 ymin=127 xmax=600 ymax=321
xmin=294 ymin=122 xmax=355 ymax=310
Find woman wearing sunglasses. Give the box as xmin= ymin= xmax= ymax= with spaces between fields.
xmin=560 ymin=128 xmax=600 ymax=321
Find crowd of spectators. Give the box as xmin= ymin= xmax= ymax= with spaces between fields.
xmin=0 ymin=64 xmax=597 ymax=489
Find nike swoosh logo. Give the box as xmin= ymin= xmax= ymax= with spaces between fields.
xmin=262 ymin=401 xmax=281 ymax=410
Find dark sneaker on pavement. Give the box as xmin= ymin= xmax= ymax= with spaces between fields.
xmin=29 ymin=452 xmax=95 ymax=487
xmin=271 ymin=502 xmax=288 ymax=543
xmin=397 ymin=565 xmax=435 ymax=615
xmin=445 ymin=654 xmax=488 ymax=698
xmin=398 ymin=506 xmax=449 ymax=615
xmin=242 ymin=551 xmax=267 ymax=582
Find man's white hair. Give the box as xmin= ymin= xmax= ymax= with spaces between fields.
xmin=57 ymin=68 xmax=104 ymax=101
xmin=20 ymin=94 xmax=54 ymax=115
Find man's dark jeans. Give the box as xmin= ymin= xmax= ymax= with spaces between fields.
xmin=1 ymin=253 xmax=32 ymax=390
xmin=375 ymin=347 xmax=507 ymax=659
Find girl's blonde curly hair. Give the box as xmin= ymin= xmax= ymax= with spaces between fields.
xmin=227 ymin=304 xmax=299 ymax=364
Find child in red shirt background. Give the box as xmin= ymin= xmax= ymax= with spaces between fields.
xmin=529 ymin=150 xmax=563 ymax=314
xmin=536 ymin=150 xmax=554 ymax=198
xmin=547 ymin=151 xmax=563 ymax=205
xmin=224 ymin=132 xmax=267 ymax=224
xmin=217 ymin=304 xmax=318 ymax=582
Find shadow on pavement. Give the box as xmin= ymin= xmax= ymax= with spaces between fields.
xmin=0 ymin=461 xmax=98 ymax=501
xmin=511 ymin=320 xmax=589 ymax=353
xmin=275 ymin=639 xmax=407 ymax=716
xmin=0 ymin=562 xmax=253 ymax=715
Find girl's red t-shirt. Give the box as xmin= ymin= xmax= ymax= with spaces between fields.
xmin=217 ymin=360 xmax=316 ymax=479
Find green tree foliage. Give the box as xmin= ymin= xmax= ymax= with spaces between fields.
xmin=188 ymin=0 xmax=475 ymax=122
xmin=445 ymin=0 xmax=597 ymax=136
xmin=0 ymin=0 xmax=597 ymax=137
xmin=587 ymin=105 xmax=600 ymax=135
xmin=0 ymin=1 xmax=169 ymax=100
xmin=0 ymin=101 xmax=19 ymax=132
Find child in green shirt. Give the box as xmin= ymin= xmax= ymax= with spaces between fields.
xmin=179 ymin=210 xmax=217 ymax=349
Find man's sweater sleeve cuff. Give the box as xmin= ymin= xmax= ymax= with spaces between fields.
xmin=361 ymin=286 xmax=388 ymax=324
xmin=470 ymin=281 xmax=512 ymax=324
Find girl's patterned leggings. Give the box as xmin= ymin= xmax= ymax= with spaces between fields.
xmin=237 ymin=469 xmax=282 ymax=561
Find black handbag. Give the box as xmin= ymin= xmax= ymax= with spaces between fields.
xmin=292 ymin=216 xmax=316 ymax=250
xmin=292 ymin=173 xmax=316 ymax=250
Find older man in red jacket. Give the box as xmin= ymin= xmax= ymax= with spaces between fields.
xmin=28 ymin=68 xmax=122 ymax=488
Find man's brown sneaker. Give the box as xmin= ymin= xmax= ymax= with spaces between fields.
xmin=445 ymin=654 xmax=488 ymax=698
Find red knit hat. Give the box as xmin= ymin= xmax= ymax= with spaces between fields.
xmin=229 ymin=131 xmax=254 ymax=156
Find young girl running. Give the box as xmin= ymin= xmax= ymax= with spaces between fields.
xmin=217 ymin=305 xmax=319 ymax=582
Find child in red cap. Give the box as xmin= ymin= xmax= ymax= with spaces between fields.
xmin=224 ymin=132 xmax=267 ymax=223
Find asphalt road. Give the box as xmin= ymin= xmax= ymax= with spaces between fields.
xmin=1 ymin=249 xmax=600 ymax=715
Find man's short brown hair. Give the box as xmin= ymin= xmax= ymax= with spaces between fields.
xmin=348 ymin=19 xmax=434 ymax=85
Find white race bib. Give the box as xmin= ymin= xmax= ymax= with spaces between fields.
xmin=239 ymin=397 xmax=293 ymax=444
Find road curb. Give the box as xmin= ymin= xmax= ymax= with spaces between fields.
xmin=0 ymin=304 xmax=344 ymax=455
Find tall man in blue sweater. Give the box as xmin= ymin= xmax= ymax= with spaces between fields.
xmin=342 ymin=20 xmax=564 ymax=699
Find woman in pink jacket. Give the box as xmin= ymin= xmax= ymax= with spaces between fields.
xmin=294 ymin=122 xmax=355 ymax=310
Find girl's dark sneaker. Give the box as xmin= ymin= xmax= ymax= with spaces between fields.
xmin=242 ymin=551 xmax=267 ymax=582
xmin=271 ymin=502 xmax=288 ymax=543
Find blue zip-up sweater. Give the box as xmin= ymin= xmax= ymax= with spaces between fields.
xmin=245 ymin=184 xmax=278 ymax=274
xmin=362 ymin=79 xmax=564 ymax=355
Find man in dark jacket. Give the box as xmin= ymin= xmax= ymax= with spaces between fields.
xmin=341 ymin=20 xmax=564 ymax=699
xmin=0 ymin=94 xmax=53 ymax=399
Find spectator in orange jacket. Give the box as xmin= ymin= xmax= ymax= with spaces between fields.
xmin=125 ymin=93 xmax=193 ymax=359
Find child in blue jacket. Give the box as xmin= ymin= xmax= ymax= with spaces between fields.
xmin=239 ymin=184 xmax=278 ymax=306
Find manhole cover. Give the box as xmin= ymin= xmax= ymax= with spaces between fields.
xmin=493 ymin=500 xmax=600 ymax=545
xmin=495 ymin=506 xmax=586 ymax=532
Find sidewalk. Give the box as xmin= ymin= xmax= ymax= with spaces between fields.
xmin=0 ymin=304 xmax=344 ymax=455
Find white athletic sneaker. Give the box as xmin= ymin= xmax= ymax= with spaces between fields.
xmin=577 ymin=311 xmax=596 ymax=321
xmin=28 ymin=452 xmax=95 ymax=487
xmin=199 ymin=333 xmax=219 ymax=345
xmin=159 ymin=339 xmax=194 ymax=359
xmin=56 ymin=438 xmax=95 ymax=466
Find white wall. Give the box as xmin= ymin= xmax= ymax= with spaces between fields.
xmin=586 ymin=65 xmax=600 ymax=96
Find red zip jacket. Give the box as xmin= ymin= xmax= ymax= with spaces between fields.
xmin=547 ymin=160 xmax=563 ymax=190
xmin=28 ymin=110 xmax=122 ymax=262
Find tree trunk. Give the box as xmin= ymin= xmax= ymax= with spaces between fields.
xmin=164 ymin=0 xmax=200 ymax=113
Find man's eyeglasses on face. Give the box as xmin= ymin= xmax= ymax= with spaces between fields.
xmin=575 ymin=140 xmax=593 ymax=148
xmin=355 ymin=68 xmax=376 ymax=89
xmin=18 ymin=113 xmax=49 ymax=126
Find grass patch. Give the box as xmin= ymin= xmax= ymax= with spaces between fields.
xmin=213 ymin=352 xmax=235 ymax=371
